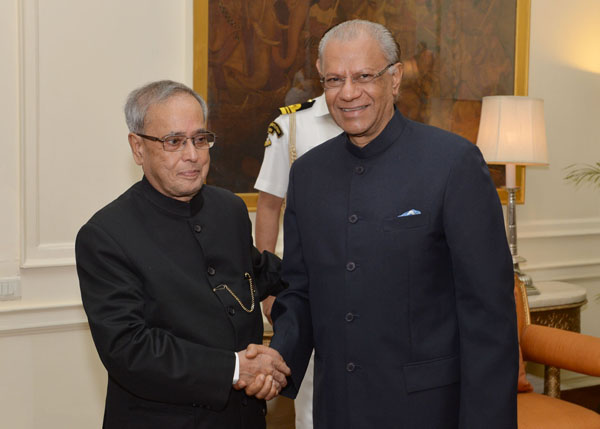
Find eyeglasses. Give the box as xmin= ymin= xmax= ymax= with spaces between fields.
xmin=136 ymin=132 xmax=216 ymax=152
xmin=320 ymin=63 xmax=397 ymax=90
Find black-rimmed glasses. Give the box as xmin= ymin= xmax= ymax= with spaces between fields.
xmin=320 ymin=63 xmax=397 ymax=89
xmin=136 ymin=132 xmax=216 ymax=152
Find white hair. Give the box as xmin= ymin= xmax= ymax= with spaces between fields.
xmin=124 ymin=80 xmax=208 ymax=133
xmin=318 ymin=20 xmax=400 ymax=69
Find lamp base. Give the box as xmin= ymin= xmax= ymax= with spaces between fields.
xmin=514 ymin=259 xmax=540 ymax=296
xmin=506 ymin=186 xmax=540 ymax=296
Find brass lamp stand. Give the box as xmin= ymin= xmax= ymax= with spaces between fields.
xmin=506 ymin=186 xmax=539 ymax=295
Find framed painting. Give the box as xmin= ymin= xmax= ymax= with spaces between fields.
xmin=194 ymin=0 xmax=530 ymax=210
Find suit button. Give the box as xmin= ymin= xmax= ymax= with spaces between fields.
xmin=348 ymin=214 xmax=358 ymax=224
xmin=241 ymin=397 xmax=248 ymax=406
xmin=345 ymin=312 xmax=354 ymax=322
xmin=207 ymin=266 xmax=216 ymax=276
xmin=346 ymin=262 xmax=356 ymax=271
xmin=346 ymin=362 xmax=356 ymax=372
xmin=354 ymin=166 xmax=365 ymax=175
xmin=191 ymin=403 xmax=199 ymax=408
xmin=227 ymin=306 xmax=236 ymax=316
xmin=262 ymin=407 xmax=267 ymax=416
xmin=194 ymin=224 xmax=202 ymax=233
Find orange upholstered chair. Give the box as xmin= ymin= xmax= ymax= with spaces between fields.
xmin=515 ymin=277 xmax=600 ymax=428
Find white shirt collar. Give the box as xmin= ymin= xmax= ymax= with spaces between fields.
xmin=313 ymin=93 xmax=331 ymax=118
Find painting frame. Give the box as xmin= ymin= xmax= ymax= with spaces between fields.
xmin=193 ymin=0 xmax=531 ymax=211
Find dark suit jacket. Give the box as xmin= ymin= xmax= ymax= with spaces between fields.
xmin=76 ymin=178 xmax=284 ymax=429
xmin=271 ymin=111 xmax=519 ymax=429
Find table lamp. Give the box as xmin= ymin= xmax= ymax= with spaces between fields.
xmin=476 ymin=96 xmax=549 ymax=295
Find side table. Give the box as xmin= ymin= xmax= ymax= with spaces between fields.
xmin=528 ymin=281 xmax=587 ymax=398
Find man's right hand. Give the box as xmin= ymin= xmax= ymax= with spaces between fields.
xmin=234 ymin=344 xmax=291 ymax=400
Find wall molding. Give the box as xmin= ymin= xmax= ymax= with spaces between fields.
xmin=0 ymin=301 xmax=88 ymax=337
xmin=518 ymin=217 xmax=600 ymax=239
xmin=19 ymin=0 xmax=76 ymax=269
xmin=516 ymin=217 xmax=600 ymax=283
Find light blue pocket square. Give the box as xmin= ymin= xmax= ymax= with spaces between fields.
xmin=398 ymin=209 xmax=422 ymax=217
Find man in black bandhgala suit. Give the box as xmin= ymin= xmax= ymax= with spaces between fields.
xmin=270 ymin=20 xmax=519 ymax=429
xmin=76 ymin=80 xmax=290 ymax=428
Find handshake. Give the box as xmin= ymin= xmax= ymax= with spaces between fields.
xmin=234 ymin=344 xmax=291 ymax=400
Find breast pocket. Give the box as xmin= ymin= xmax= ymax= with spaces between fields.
xmin=383 ymin=213 xmax=429 ymax=232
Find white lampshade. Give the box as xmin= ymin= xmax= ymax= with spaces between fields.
xmin=476 ymin=96 xmax=549 ymax=165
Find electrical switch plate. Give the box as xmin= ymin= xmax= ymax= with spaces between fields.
xmin=0 ymin=277 xmax=21 ymax=301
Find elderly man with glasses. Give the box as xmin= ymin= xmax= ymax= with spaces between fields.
xmin=75 ymin=80 xmax=290 ymax=429
xmin=269 ymin=20 xmax=519 ymax=429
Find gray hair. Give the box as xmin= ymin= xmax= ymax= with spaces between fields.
xmin=124 ymin=80 xmax=208 ymax=133
xmin=318 ymin=20 xmax=400 ymax=69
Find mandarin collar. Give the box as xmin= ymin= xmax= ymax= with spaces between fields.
xmin=139 ymin=176 xmax=204 ymax=217
xmin=344 ymin=109 xmax=407 ymax=159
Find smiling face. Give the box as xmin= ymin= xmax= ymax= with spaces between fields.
xmin=128 ymin=93 xmax=210 ymax=202
xmin=317 ymin=33 xmax=402 ymax=147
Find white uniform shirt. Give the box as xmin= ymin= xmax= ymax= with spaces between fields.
xmin=254 ymin=94 xmax=342 ymax=198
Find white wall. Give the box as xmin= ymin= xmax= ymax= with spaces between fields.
xmin=1 ymin=1 xmax=599 ymax=427
xmin=0 ymin=1 xmax=193 ymax=427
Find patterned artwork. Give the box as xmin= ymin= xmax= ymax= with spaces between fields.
xmin=201 ymin=0 xmax=516 ymax=193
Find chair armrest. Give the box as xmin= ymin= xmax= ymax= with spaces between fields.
xmin=521 ymin=324 xmax=600 ymax=376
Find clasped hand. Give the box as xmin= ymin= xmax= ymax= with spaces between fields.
xmin=234 ymin=344 xmax=291 ymax=400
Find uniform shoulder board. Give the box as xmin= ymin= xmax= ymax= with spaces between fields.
xmin=278 ymin=98 xmax=316 ymax=115
xmin=267 ymin=121 xmax=283 ymax=137
xmin=265 ymin=121 xmax=281 ymax=147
